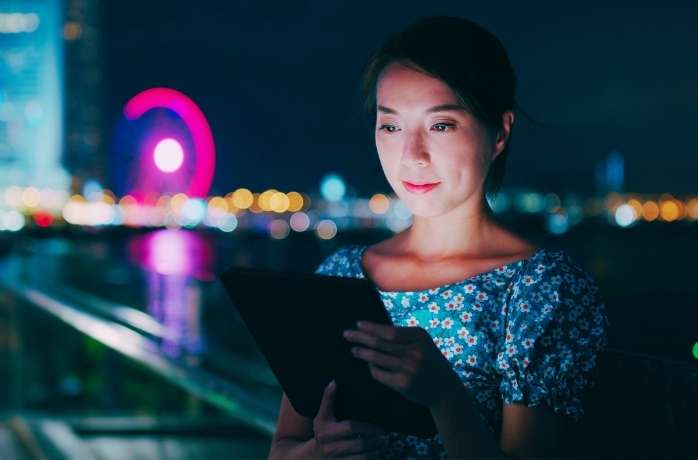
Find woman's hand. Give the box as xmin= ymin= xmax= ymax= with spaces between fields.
xmin=343 ymin=321 xmax=462 ymax=408
xmin=313 ymin=380 xmax=386 ymax=459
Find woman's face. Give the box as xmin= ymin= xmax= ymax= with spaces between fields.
xmin=374 ymin=61 xmax=510 ymax=218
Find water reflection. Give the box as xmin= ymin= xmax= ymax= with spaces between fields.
xmin=128 ymin=228 xmax=214 ymax=280
xmin=128 ymin=229 xmax=214 ymax=357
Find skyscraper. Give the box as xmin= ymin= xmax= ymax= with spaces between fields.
xmin=595 ymin=150 xmax=625 ymax=195
xmin=0 ymin=1 xmax=69 ymax=190
xmin=63 ymin=0 xmax=105 ymax=193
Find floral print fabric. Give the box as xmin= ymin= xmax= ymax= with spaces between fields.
xmin=313 ymin=244 xmax=609 ymax=459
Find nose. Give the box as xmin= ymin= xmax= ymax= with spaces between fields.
xmin=401 ymin=131 xmax=429 ymax=167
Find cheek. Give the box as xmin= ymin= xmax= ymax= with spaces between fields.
xmin=431 ymin=147 xmax=481 ymax=181
xmin=375 ymin=138 xmax=400 ymax=174
xmin=449 ymin=152 xmax=487 ymax=178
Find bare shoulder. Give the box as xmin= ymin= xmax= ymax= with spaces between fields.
xmin=492 ymin=226 xmax=540 ymax=260
xmin=364 ymin=226 xmax=538 ymax=266
xmin=360 ymin=233 xmax=409 ymax=274
xmin=360 ymin=227 xmax=539 ymax=292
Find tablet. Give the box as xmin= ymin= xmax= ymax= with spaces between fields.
xmin=218 ymin=264 xmax=438 ymax=438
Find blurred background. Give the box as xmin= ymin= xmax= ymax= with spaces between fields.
xmin=0 ymin=0 xmax=697 ymax=458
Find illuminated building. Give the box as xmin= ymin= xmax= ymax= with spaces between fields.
xmin=63 ymin=0 xmax=105 ymax=192
xmin=0 ymin=1 xmax=69 ymax=190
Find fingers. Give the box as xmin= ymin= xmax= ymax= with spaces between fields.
xmin=345 ymin=329 xmax=405 ymax=355
xmin=316 ymin=380 xmax=336 ymax=421
xmin=320 ymin=434 xmax=386 ymax=459
xmin=352 ymin=346 xmax=403 ymax=372
xmin=368 ymin=364 xmax=404 ymax=389
xmin=315 ymin=420 xmax=386 ymax=458
xmin=318 ymin=420 xmax=384 ymax=444
xmin=356 ymin=321 xmax=421 ymax=343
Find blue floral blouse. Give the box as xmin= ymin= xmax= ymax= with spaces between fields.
xmin=314 ymin=244 xmax=610 ymax=459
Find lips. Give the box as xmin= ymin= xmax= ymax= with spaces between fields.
xmin=402 ymin=180 xmax=440 ymax=194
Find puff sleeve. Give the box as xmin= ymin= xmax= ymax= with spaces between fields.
xmin=313 ymin=245 xmax=356 ymax=276
xmin=496 ymin=250 xmax=610 ymax=422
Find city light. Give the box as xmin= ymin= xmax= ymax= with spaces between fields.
xmin=83 ymin=180 xmax=103 ymax=201
xmin=269 ymin=192 xmax=290 ymax=213
xmin=642 ymin=201 xmax=660 ymax=221
xmin=21 ymin=186 xmax=40 ymax=208
xmin=153 ymin=138 xmax=184 ymax=173
xmin=369 ymin=193 xmax=390 ymax=214
xmin=547 ymin=212 xmax=570 ymax=234
xmin=659 ymin=198 xmax=680 ymax=222
xmin=0 ymin=13 xmax=40 ymax=34
xmin=0 ymin=181 xmax=695 ymax=236
xmin=287 ymin=191 xmax=304 ymax=212
xmin=217 ymin=214 xmax=238 ymax=232
xmin=1 ymin=210 xmax=25 ymax=231
xmin=269 ymin=219 xmax=290 ymax=239
xmin=614 ymin=204 xmax=638 ymax=227
xmin=320 ymin=173 xmax=346 ymax=202
xmin=123 ymin=87 xmax=215 ymax=198
xmin=231 ymin=188 xmax=254 ymax=209
xmin=316 ymin=219 xmax=337 ymax=239
xmin=289 ymin=212 xmax=310 ymax=232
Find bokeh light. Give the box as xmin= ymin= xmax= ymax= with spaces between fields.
xmin=614 ymin=204 xmax=637 ymax=227
xmin=287 ymin=191 xmax=304 ymax=212
xmin=269 ymin=192 xmax=290 ymax=213
xmin=269 ymin=219 xmax=290 ymax=239
xmin=316 ymin=219 xmax=337 ymax=239
xmin=153 ymin=138 xmax=184 ymax=173
xmin=369 ymin=193 xmax=390 ymax=214
xmin=642 ymin=200 xmax=660 ymax=221
xmin=231 ymin=188 xmax=254 ymax=209
xmin=320 ymin=173 xmax=346 ymax=202
xmin=21 ymin=186 xmax=40 ymax=208
xmin=659 ymin=198 xmax=679 ymax=222
xmin=289 ymin=212 xmax=310 ymax=232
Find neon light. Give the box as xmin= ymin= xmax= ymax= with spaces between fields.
xmin=124 ymin=88 xmax=215 ymax=198
xmin=153 ymin=138 xmax=184 ymax=173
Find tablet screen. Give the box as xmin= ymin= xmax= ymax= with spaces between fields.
xmin=219 ymin=264 xmax=438 ymax=437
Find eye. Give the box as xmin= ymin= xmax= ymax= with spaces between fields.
xmin=432 ymin=122 xmax=456 ymax=132
xmin=378 ymin=124 xmax=400 ymax=133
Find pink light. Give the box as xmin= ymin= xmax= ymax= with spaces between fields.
xmin=124 ymin=87 xmax=215 ymax=197
xmin=153 ymin=138 xmax=184 ymax=173
xmin=127 ymin=228 xmax=214 ymax=281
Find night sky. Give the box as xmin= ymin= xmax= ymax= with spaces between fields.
xmin=103 ymin=1 xmax=698 ymax=197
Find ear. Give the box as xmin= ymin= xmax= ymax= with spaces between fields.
xmin=492 ymin=111 xmax=515 ymax=160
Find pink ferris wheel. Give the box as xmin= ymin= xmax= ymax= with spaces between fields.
xmin=116 ymin=87 xmax=216 ymax=201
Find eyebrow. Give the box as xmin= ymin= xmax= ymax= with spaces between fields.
xmin=377 ymin=104 xmax=467 ymax=115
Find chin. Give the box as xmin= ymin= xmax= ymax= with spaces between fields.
xmin=399 ymin=197 xmax=450 ymax=218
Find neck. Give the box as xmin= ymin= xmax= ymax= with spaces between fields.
xmin=398 ymin=195 xmax=500 ymax=263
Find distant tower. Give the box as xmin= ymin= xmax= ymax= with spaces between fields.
xmin=63 ymin=0 xmax=105 ymax=193
xmin=606 ymin=150 xmax=624 ymax=192
xmin=595 ymin=150 xmax=624 ymax=194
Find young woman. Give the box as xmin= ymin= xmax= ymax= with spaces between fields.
xmin=268 ymin=16 xmax=609 ymax=460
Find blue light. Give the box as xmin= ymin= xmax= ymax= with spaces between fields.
xmin=614 ymin=204 xmax=636 ymax=227
xmin=320 ymin=173 xmax=346 ymax=202
xmin=607 ymin=150 xmax=624 ymax=192
xmin=546 ymin=212 xmax=569 ymax=234
xmin=181 ymin=198 xmax=206 ymax=227
xmin=83 ymin=179 xmax=103 ymax=201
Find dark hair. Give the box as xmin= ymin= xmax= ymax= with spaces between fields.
xmin=361 ymin=16 xmax=518 ymax=206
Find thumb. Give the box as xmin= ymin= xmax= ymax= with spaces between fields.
xmin=316 ymin=380 xmax=336 ymax=421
